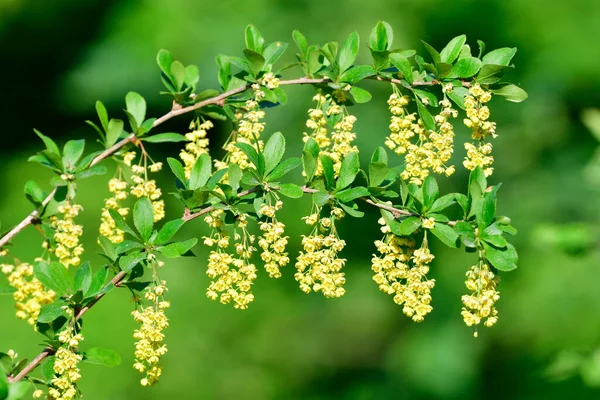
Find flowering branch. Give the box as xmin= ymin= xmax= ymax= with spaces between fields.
xmin=0 ymin=77 xmax=458 ymax=250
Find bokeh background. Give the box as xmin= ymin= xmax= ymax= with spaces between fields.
xmin=2 ymin=0 xmax=600 ymax=399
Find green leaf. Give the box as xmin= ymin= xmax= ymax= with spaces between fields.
xmin=415 ymin=96 xmax=435 ymax=131
xmin=338 ymin=202 xmax=364 ymax=218
xmin=447 ymin=57 xmax=482 ymax=78
xmin=107 ymin=209 xmax=139 ymax=240
xmin=422 ymin=176 xmax=439 ymax=209
xmin=74 ymin=262 xmax=92 ymax=293
xmin=170 ymin=60 xmax=185 ymax=91
xmin=86 ymin=267 xmax=108 ymax=297
xmin=133 ymin=197 xmax=154 ymax=241
xmin=431 ymin=223 xmax=459 ymax=248
xmin=302 ymin=138 xmax=320 ymax=182
xmin=482 ymin=47 xmax=517 ymax=66
xmin=34 ymin=129 xmax=60 ymax=155
xmin=429 ymin=194 xmax=456 ymax=213
xmin=245 ymin=24 xmax=264 ymax=53
xmin=371 ymin=147 xmax=388 ymax=164
xmin=292 ymin=30 xmax=308 ymax=58
xmin=483 ymin=242 xmax=518 ymax=271
xmin=369 ymin=162 xmax=390 ymax=187
xmin=184 ymin=65 xmax=200 ymax=89
xmin=339 ymin=65 xmax=376 ymax=84
xmin=62 ymin=139 xmax=85 ymax=169
xmin=421 ymin=41 xmax=441 ymax=64
xmin=154 ymin=219 xmax=185 ymax=245
xmin=94 ymin=101 xmax=109 ymax=132
xmin=143 ymin=133 xmax=187 ymax=143
xmin=263 ymin=42 xmax=288 ymax=66
xmin=119 ymin=251 xmax=146 ymax=273
xmin=41 ymin=356 xmax=56 ymax=380
xmin=98 ymin=236 xmax=117 ymax=261
xmin=399 ymin=216 xmax=421 ymax=235
xmin=320 ymin=155 xmax=335 ymax=190
xmin=33 ymin=261 xmax=72 ymax=296
xmin=37 ymin=302 xmax=67 ymax=323
xmin=115 ymin=240 xmax=144 ymax=254
xmin=453 ymin=221 xmax=476 ymax=248
xmin=83 ymin=348 xmax=121 ymax=367
xmin=336 ymin=186 xmax=369 ymax=203
xmin=167 ymin=158 xmax=187 ymax=187
xmin=243 ymin=49 xmax=266 ymax=75
xmin=24 ymin=180 xmax=45 ymax=205
xmin=279 ymin=183 xmax=304 ymax=198
xmin=263 ymin=132 xmax=285 ymax=175
xmin=336 ymin=152 xmax=359 ymax=190
xmin=125 ymin=92 xmax=146 ymax=127
xmin=482 ymin=233 xmax=507 ymax=248
xmin=349 ymin=86 xmax=372 ymax=104
xmin=440 ymin=34 xmax=467 ymax=64
xmin=481 ymin=185 xmax=499 ymax=228
xmin=0 ymin=362 xmax=8 ymax=399
xmin=75 ymin=165 xmax=107 ymax=180
xmin=105 ymin=119 xmax=124 ymax=148
xmin=189 ymin=153 xmax=212 ymax=190
xmin=267 ymin=157 xmax=301 ymax=181
xmin=157 ymin=49 xmax=174 ymax=79
xmin=492 ymin=84 xmax=528 ymax=103
xmin=157 ymin=238 xmax=198 ymax=258
xmin=389 ymin=53 xmax=413 ymax=83
xmin=339 ymin=31 xmax=360 ymax=72
xmin=369 ymin=21 xmax=393 ymax=51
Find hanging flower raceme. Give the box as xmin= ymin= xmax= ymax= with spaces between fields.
xmin=371 ymin=218 xmax=436 ymax=322
xmin=385 ymin=88 xmax=458 ymax=185
xmin=204 ymin=211 xmax=258 ymax=309
xmin=132 ymin=279 xmax=170 ymax=387
xmin=461 ymin=262 xmax=500 ymax=337
xmin=463 ymin=83 xmax=496 ymax=177
xmin=303 ymin=93 xmax=358 ymax=176
xmin=258 ymin=198 xmax=290 ymax=278
xmin=295 ymin=207 xmax=347 ymax=298
xmin=47 ymin=326 xmax=84 ymax=400
xmin=220 ymin=74 xmax=279 ymax=171
xmin=125 ymin=151 xmax=165 ymax=222
xmin=1 ymin=261 xmax=56 ymax=326
xmin=51 ymin=202 xmax=84 ymax=268
xmin=99 ymin=178 xmax=129 ymax=243
xmin=180 ymin=119 xmax=212 ymax=178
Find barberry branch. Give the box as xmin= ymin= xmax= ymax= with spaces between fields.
xmin=7 ymin=269 xmax=127 ymax=384
xmin=0 ymin=76 xmax=455 ymax=249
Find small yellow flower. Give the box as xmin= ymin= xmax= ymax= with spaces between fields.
xmin=422 ymin=218 xmax=435 ymax=230
xmin=48 ymin=326 xmax=83 ymax=400
xmin=51 ymin=202 xmax=84 ymax=268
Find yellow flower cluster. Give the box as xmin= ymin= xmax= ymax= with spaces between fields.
xmin=125 ymin=151 xmax=165 ymax=222
xmin=204 ymin=211 xmax=258 ymax=309
xmin=463 ymin=84 xmax=496 ymax=177
xmin=295 ymin=208 xmax=347 ymax=298
xmin=385 ymin=92 xmax=457 ymax=185
xmin=303 ymin=93 xmax=358 ymax=175
xmin=258 ymin=200 xmax=290 ymax=278
xmin=1 ymin=262 xmax=56 ymax=325
xmin=99 ymin=178 xmax=129 ymax=243
xmin=132 ymin=281 xmax=170 ymax=387
xmin=461 ymin=262 xmax=500 ymax=336
xmin=51 ymin=202 xmax=84 ymax=268
xmin=371 ymin=219 xmax=436 ymax=322
xmin=48 ymin=327 xmax=83 ymax=400
xmin=218 ymin=75 xmax=278 ymax=171
xmin=180 ymin=119 xmax=212 ymax=178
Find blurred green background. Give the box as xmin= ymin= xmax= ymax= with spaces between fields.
xmin=2 ymin=0 xmax=600 ymax=399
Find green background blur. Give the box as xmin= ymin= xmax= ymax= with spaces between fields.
xmin=2 ymin=0 xmax=600 ymax=399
